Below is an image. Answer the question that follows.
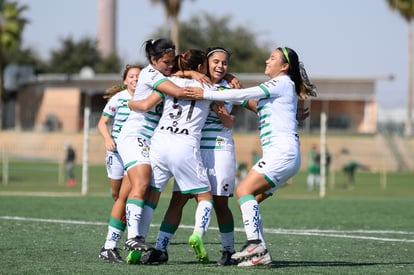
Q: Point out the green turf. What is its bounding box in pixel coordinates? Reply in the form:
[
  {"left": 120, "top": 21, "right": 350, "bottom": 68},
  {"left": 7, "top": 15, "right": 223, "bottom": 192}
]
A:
[
  {"left": 1, "top": 161, "right": 414, "bottom": 198},
  {"left": 0, "top": 162, "right": 413, "bottom": 274},
  {"left": 0, "top": 196, "right": 413, "bottom": 274}
]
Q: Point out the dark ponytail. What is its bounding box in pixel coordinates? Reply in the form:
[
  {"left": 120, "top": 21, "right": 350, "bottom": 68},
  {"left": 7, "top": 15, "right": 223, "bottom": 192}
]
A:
[
  {"left": 278, "top": 47, "right": 317, "bottom": 99},
  {"left": 143, "top": 38, "right": 176, "bottom": 63}
]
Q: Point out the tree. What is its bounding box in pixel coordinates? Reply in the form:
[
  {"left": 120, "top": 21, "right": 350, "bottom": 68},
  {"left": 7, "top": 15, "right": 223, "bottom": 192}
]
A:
[
  {"left": 7, "top": 47, "right": 48, "bottom": 73},
  {"left": 154, "top": 13, "right": 270, "bottom": 72},
  {"left": 48, "top": 36, "right": 121, "bottom": 74},
  {"left": 0, "top": 0, "right": 28, "bottom": 128},
  {"left": 387, "top": 0, "right": 414, "bottom": 136},
  {"left": 94, "top": 52, "right": 122, "bottom": 74},
  {"left": 150, "top": 0, "right": 194, "bottom": 53}
]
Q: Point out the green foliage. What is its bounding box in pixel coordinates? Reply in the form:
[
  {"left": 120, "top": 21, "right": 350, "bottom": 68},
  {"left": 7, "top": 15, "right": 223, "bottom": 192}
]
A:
[
  {"left": 155, "top": 13, "right": 271, "bottom": 73},
  {"left": 387, "top": 0, "right": 414, "bottom": 21},
  {"left": 6, "top": 47, "right": 48, "bottom": 72},
  {"left": 150, "top": 0, "right": 185, "bottom": 18},
  {"left": 48, "top": 37, "right": 121, "bottom": 74},
  {"left": 0, "top": 0, "right": 28, "bottom": 52},
  {"left": 94, "top": 52, "right": 122, "bottom": 74}
]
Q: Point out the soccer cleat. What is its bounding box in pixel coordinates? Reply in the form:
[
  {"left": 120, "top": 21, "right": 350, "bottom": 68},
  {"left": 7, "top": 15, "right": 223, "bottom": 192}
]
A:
[
  {"left": 188, "top": 233, "right": 209, "bottom": 264},
  {"left": 98, "top": 247, "right": 125, "bottom": 263},
  {"left": 237, "top": 250, "right": 272, "bottom": 267},
  {"left": 126, "top": 250, "right": 142, "bottom": 264},
  {"left": 217, "top": 250, "right": 236, "bottom": 266},
  {"left": 124, "top": 236, "right": 153, "bottom": 252},
  {"left": 231, "top": 240, "right": 266, "bottom": 261},
  {"left": 140, "top": 249, "right": 169, "bottom": 264}
]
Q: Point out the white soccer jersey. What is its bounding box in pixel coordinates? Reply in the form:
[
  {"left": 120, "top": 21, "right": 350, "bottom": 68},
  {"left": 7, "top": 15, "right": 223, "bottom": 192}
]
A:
[
  {"left": 200, "top": 79, "right": 234, "bottom": 150},
  {"left": 101, "top": 89, "right": 131, "bottom": 144},
  {"left": 150, "top": 77, "right": 214, "bottom": 193},
  {"left": 117, "top": 65, "right": 166, "bottom": 170},
  {"left": 154, "top": 76, "right": 212, "bottom": 146},
  {"left": 119, "top": 64, "right": 166, "bottom": 140},
  {"left": 101, "top": 89, "right": 131, "bottom": 178},
  {"left": 203, "top": 75, "right": 301, "bottom": 190},
  {"left": 203, "top": 75, "right": 298, "bottom": 147}
]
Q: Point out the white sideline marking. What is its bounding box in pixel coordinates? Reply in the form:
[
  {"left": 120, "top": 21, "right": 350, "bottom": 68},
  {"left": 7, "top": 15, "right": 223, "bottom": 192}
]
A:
[{"left": 1, "top": 216, "right": 414, "bottom": 243}]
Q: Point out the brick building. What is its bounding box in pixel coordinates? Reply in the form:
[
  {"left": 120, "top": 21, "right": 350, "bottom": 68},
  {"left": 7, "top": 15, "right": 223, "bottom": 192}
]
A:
[{"left": 11, "top": 72, "right": 379, "bottom": 134}]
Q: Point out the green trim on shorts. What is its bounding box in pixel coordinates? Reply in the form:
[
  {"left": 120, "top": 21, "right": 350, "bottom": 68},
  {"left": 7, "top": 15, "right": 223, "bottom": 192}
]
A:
[
  {"left": 181, "top": 187, "right": 209, "bottom": 195},
  {"left": 264, "top": 174, "right": 276, "bottom": 187},
  {"left": 127, "top": 198, "right": 144, "bottom": 207},
  {"left": 109, "top": 216, "right": 126, "bottom": 231},
  {"left": 149, "top": 185, "right": 161, "bottom": 192},
  {"left": 238, "top": 194, "right": 256, "bottom": 206},
  {"left": 124, "top": 160, "right": 138, "bottom": 170},
  {"left": 200, "top": 145, "right": 226, "bottom": 149},
  {"left": 160, "top": 221, "right": 178, "bottom": 234}
]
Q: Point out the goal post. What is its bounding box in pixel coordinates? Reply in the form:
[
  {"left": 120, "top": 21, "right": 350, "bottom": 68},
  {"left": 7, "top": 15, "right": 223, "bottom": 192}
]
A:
[{"left": 320, "top": 112, "right": 327, "bottom": 198}]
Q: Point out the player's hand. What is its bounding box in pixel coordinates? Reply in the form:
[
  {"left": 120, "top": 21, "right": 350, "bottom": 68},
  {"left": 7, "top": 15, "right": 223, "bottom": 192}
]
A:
[
  {"left": 211, "top": 101, "right": 226, "bottom": 114},
  {"left": 192, "top": 71, "right": 212, "bottom": 87},
  {"left": 184, "top": 86, "right": 204, "bottom": 99},
  {"left": 105, "top": 138, "right": 116, "bottom": 151},
  {"left": 226, "top": 74, "right": 242, "bottom": 89}
]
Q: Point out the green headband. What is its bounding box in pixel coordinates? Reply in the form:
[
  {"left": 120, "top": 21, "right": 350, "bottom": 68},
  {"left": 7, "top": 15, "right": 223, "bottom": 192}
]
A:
[{"left": 281, "top": 47, "right": 291, "bottom": 66}]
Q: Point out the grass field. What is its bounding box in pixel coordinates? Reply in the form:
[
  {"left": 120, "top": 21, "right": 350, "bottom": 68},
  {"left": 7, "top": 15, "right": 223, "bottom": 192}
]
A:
[{"left": 0, "top": 162, "right": 413, "bottom": 274}]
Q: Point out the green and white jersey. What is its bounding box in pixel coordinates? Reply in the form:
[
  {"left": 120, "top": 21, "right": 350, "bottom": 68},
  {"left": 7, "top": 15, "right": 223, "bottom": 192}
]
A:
[
  {"left": 200, "top": 80, "right": 234, "bottom": 150},
  {"left": 203, "top": 75, "right": 298, "bottom": 148},
  {"left": 101, "top": 89, "right": 131, "bottom": 143},
  {"left": 120, "top": 64, "right": 166, "bottom": 140},
  {"left": 200, "top": 79, "right": 248, "bottom": 150},
  {"left": 154, "top": 76, "right": 213, "bottom": 147}
]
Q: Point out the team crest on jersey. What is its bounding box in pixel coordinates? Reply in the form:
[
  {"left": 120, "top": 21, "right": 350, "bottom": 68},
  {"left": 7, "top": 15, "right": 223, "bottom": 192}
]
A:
[
  {"left": 141, "top": 147, "right": 149, "bottom": 158},
  {"left": 216, "top": 137, "right": 225, "bottom": 146}
]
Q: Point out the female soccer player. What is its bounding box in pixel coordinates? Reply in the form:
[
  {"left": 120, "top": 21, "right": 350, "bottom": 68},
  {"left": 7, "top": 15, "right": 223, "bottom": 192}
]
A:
[
  {"left": 185, "top": 46, "right": 317, "bottom": 266},
  {"left": 199, "top": 46, "right": 256, "bottom": 265},
  {"left": 136, "top": 46, "right": 248, "bottom": 265},
  {"left": 128, "top": 49, "right": 216, "bottom": 264},
  {"left": 117, "top": 39, "right": 210, "bottom": 260},
  {"left": 97, "top": 64, "right": 141, "bottom": 263}
]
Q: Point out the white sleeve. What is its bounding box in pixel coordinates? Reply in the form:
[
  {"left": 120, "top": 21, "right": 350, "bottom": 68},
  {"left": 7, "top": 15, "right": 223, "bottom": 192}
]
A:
[{"left": 203, "top": 86, "right": 267, "bottom": 101}]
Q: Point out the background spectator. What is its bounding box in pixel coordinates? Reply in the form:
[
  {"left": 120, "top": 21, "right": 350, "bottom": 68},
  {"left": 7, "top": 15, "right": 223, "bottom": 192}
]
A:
[
  {"left": 343, "top": 161, "right": 369, "bottom": 189},
  {"left": 307, "top": 144, "right": 320, "bottom": 191},
  {"left": 64, "top": 141, "right": 76, "bottom": 187}
]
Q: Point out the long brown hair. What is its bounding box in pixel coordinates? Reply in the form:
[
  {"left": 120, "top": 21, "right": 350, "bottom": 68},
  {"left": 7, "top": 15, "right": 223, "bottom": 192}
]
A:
[
  {"left": 174, "top": 49, "right": 207, "bottom": 73},
  {"left": 103, "top": 64, "right": 142, "bottom": 99}
]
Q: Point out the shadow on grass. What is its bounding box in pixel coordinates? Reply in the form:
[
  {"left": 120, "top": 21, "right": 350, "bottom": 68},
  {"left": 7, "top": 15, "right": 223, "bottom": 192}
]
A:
[
  {"left": 171, "top": 260, "right": 414, "bottom": 268},
  {"left": 270, "top": 261, "right": 414, "bottom": 268}
]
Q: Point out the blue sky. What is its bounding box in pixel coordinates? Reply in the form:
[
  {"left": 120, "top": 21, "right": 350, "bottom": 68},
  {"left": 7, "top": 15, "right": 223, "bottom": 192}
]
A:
[{"left": 17, "top": 0, "right": 409, "bottom": 109}]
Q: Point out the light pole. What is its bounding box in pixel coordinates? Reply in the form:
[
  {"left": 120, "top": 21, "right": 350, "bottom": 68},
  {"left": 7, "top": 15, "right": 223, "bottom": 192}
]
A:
[{"left": 405, "top": 22, "right": 413, "bottom": 136}]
